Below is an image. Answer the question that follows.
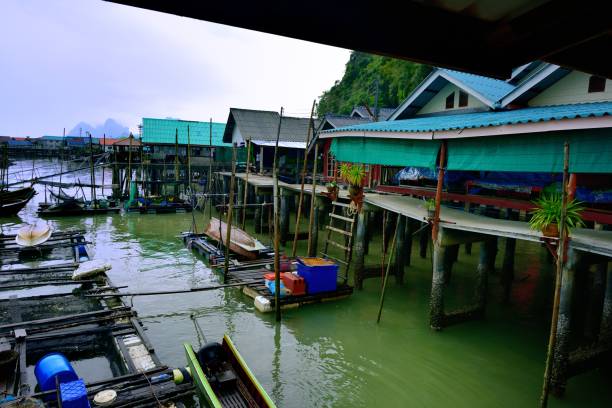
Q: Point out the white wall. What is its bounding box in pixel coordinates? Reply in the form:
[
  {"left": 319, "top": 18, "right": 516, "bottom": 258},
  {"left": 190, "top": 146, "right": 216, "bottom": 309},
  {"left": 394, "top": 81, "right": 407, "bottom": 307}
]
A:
[
  {"left": 231, "top": 125, "right": 244, "bottom": 145},
  {"left": 529, "top": 71, "right": 612, "bottom": 106},
  {"left": 416, "top": 83, "right": 488, "bottom": 115}
]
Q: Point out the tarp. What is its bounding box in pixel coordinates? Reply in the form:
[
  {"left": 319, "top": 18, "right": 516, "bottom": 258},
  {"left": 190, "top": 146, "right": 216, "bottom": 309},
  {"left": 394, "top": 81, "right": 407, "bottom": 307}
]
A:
[
  {"left": 330, "top": 137, "right": 440, "bottom": 168},
  {"left": 447, "top": 129, "right": 612, "bottom": 173}
]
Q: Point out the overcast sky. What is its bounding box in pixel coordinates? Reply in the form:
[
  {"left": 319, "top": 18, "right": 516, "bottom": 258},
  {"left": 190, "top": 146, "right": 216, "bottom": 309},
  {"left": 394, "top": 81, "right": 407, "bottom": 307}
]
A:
[{"left": 0, "top": 0, "right": 350, "bottom": 137}]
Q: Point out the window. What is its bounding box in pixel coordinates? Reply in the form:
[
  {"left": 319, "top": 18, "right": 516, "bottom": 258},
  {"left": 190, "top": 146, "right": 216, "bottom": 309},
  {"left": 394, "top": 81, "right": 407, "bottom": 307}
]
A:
[
  {"left": 459, "top": 90, "right": 468, "bottom": 107},
  {"left": 327, "top": 154, "right": 336, "bottom": 179},
  {"left": 588, "top": 76, "right": 606, "bottom": 93},
  {"left": 445, "top": 92, "right": 455, "bottom": 109}
]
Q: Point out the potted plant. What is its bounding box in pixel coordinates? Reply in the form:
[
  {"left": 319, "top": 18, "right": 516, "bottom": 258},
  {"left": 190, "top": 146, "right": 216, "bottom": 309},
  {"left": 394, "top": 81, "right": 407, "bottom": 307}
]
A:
[
  {"left": 529, "top": 193, "right": 585, "bottom": 237},
  {"left": 325, "top": 180, "right": 339, "bottom": 201},
  {"left": 339, "top": 163, "right": 366, "bottom": 206},
  {"left": 425, "top": 198, "right": 436, "bottom": 220}
]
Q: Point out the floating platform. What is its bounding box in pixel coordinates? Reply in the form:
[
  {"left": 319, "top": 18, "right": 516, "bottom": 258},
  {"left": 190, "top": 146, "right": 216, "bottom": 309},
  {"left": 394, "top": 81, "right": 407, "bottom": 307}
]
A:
[
  {"left": 37, "top": 204, "right": 121, "bottom": 217},
  {"left": 0, "top": 250, "right": 193, "bottom": 406},
  {"left": 126, "top": 203, "right": 192, "bottom": 214},
  {"left": 222, "top": 259, "right": 353, "bottom": 313},
  {"left": 0, "top": 229, "right": 90, "bottom": 265}
]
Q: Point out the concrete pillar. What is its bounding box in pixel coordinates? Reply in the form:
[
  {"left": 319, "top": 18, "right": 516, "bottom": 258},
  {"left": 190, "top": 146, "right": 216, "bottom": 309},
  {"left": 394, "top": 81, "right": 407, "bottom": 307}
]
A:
[
  {"left": 280, "top": 192, "right": 290, "bottom": 245},
  {"left": 475, "top": 240, "right": 494, "bottom": 313},
  {"left": 383, "top": 212, "right": 395, "bottom": 253},
  {"left": 308, "top": 205, "right": 320, "bottom": 257},
  {"left": 500, "top": 236, "right": 517, "bottom": 304},
  {"left": 551, "top": 248, "right": 580, "bottom": 396},
  {"left": 364, "top": 211, "right": 371, "bottom": 256},
  {"left": 599, "top": 262, "right": 612, "bottom": 345},
  {"left": 254, "top": 194, "right": 263, "bottom": 233},
  {"left": 404, "top": 218, "right": 414, "bottom": 267},
  {"left": 419, "top": 222, "right": 429, "bottom": 259},
  {"left": 430, "top": 231, "right": 446, "bottom": 330},
  {"left": 353, "top": 210, "right": 368, "bottom": 290},
  {"left": 395, "top": 215, "right": 406, "bottom": 285},
  {"left": 443, "top": 244, "right": 459, "bottom": 285}
]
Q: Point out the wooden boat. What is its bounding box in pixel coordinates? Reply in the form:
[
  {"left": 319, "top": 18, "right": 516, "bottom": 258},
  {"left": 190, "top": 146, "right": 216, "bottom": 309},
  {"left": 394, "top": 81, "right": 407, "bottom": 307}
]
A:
[
  {"left": 204, "top": 218, "right": 267, "bottom": 260},
  {"left": 38, "top": 199, "right": 121, "bottom": 217},
  {"left": 15, "top": 223, "right": 53, "bottom": 247},
  {"left": 184, "top": 335, "right": 275, "bottom": 408},
  {"left": 0, "top": 187, "right": 36, "bottom": 216}
]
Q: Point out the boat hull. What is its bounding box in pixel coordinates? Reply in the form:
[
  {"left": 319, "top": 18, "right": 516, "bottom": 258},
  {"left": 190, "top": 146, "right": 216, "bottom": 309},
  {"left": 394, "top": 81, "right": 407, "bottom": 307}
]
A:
[{"left": 0, "top": 187, "right": 36, "bottom": 216}]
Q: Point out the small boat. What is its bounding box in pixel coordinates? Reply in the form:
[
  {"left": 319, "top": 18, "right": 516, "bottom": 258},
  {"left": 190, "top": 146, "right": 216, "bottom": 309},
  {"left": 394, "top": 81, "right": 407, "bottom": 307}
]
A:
[
  {"left": 15, "top": 223, "right": 53, "bottom": 247},
  {"left": 184, "top": 335, "right": 275, "bottom": 408},
  {"left": 0, "top": 186, "right": 36, "bottom": 216},
  {"left": 204, "top": 218, "right": 267, "bottom": 260},
  {"left": 38, "top": 199, "right": 121, "bottom": 217}
]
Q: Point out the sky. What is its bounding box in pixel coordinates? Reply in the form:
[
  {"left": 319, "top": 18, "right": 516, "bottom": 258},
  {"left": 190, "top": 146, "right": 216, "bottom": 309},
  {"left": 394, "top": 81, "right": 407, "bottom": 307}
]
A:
[{"left": 0, "top": 0, "right": 350, "bottom": 137}]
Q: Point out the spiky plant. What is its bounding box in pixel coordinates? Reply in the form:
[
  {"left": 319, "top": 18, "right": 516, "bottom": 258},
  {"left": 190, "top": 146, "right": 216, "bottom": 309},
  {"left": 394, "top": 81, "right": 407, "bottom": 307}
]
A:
[{"left": 529, "top": 193, "right": 585, "bottom": 234}]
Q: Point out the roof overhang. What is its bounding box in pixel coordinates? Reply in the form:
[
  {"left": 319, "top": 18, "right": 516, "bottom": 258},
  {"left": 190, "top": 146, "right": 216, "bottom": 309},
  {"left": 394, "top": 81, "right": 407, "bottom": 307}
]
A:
[
  {"left": 320, "top": 116, "right": 612, "bottom": 140},
  {"left": 106, "top": 0, "right": 612, "bottom": 79},
  {"left": 500, "top": 64, "right": 571, "bottom": 107},
  {"left": 251, "top": 140, "right": 306, "bottom": 149}
]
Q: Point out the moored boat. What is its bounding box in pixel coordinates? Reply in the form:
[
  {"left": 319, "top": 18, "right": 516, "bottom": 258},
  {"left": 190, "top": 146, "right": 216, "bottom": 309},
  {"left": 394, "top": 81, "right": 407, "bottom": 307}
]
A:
[
  {"left": 204, "top": 217, "right": 267, "bottom": 260},
  {"left": 184, "top": 335, "right": 275, "bottom": 408},
  {"left": 0, "top": 186, "right": 36, "bottom": 216}
]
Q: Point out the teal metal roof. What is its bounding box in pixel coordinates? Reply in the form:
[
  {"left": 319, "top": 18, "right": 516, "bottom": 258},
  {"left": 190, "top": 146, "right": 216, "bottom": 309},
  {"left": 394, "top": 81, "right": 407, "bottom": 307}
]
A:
[
  {"left": 441, "top": 69, "right": 516, "bottom": 105},
  {"left": 142, "top": 118, "right": 229, "bottom": 146},
  {"left": 41, "top": 135, "right": 64, "bottom": 141},
  {"left": 324, "top": 102, "right": 612, "bottom": 134}
]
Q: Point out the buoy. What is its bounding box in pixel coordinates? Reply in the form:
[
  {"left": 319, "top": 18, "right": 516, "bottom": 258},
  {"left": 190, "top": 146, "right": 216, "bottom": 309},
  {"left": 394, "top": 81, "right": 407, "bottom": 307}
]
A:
[{"left": 93, "top": 389, "right": 117, "bottom": 406}]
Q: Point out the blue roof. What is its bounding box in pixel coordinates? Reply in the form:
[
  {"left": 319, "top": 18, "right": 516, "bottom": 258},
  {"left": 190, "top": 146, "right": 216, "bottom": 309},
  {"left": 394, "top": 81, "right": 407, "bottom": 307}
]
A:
[
  {"left": 441, "top": 69, "right": 516, "bottom": 104},
  {"left": 41, "top": 135, "right": 64, "bottom": 141},
  {"left": 324, "top": 102, "right": 612, "bottom": 134},
  {"left": 142, "top": 118, "right": 229, "bottom": 147}
]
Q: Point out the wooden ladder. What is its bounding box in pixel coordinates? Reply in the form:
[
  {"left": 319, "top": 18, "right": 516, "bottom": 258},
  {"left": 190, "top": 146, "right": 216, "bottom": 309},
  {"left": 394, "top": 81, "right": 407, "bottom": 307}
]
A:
[{"left": 321, "top": 201, "right": 358, "bottom": 284}]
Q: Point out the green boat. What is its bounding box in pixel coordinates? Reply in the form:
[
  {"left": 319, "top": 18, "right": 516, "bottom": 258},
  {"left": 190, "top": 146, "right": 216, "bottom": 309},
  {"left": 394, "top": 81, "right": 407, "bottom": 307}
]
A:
[{"left": 184, "top": 335, "right": 276, "bottom": 408}]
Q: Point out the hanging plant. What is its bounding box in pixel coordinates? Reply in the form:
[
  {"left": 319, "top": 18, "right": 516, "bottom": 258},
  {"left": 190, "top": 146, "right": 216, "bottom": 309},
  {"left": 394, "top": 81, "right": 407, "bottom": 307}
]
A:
[
  {"left": 324, "top": 180, "right": 339, "bottom": 201},
  {"left": 529, "top": 193, "right": 585, "bottom": 237},
  {"left": 424, "top": 198, "right": 436, "bottom": 220}
]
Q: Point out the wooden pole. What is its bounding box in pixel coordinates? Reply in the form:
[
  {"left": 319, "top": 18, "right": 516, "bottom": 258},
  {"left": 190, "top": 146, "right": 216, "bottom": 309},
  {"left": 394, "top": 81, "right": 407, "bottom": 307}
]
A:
[
  {"left": 292, "top": 100, "right": 316, "bottom": 257},
  {"left": 432, "top": 141, "right": 447, "bottom": 242},
  {"left": 187, "top": 125, "right": 192, "bottom": 190},
  {"left": 377, "top": 218, "right": 400, "bottom": 323},
  {"left": 174, "top": 128, "right": 179, "bottom": 196},
  {"left": 241, "top": 137, "right": 252, "bottom": 229},
  {"left": 88, "top": 133, "right": 96, "bottom": 208},
  {"left": 223, "top": 144, "right": 238, "bottom": 284},
  {"left": 102, "top": 133, "right": 106, "bottom": 196},
  {"left": 208, "top": 118, "right": 213, "bottom": 219},
  {"left": 273, "top": 107, "right": 284, "bottom": 322},
  {"left": 307, "top": 143, "right": 319, "bottom": 256},
  {"left": 540, "top": 141, "right": 570, "bottom": 407},
  {"left": 126, "top": 133, "right": 133, "bottom": 198}
]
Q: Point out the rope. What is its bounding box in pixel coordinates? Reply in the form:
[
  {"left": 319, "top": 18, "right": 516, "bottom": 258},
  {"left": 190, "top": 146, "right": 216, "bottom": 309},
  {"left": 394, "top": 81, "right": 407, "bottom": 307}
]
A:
[{"left": 140, "top": 369, "right": 163, "bottom": 407}]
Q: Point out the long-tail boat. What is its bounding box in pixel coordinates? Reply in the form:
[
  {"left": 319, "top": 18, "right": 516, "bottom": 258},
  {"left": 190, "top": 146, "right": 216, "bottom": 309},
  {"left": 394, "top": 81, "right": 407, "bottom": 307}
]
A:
[
  {"left": 204, "top": 218, "right": 267, "bottom": 260},
  {"left": 0, "top": 186, "right": 36, "bottom": 216},
  {"left": 184, "top": 335, "right": 275, "bottom": 408}
]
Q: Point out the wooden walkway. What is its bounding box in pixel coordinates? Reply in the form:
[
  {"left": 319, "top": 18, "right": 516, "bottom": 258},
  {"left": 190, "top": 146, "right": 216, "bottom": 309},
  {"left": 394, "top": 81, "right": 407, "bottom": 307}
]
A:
[{"left": 364, "top": 193, "right": 612, "bottom": 257}]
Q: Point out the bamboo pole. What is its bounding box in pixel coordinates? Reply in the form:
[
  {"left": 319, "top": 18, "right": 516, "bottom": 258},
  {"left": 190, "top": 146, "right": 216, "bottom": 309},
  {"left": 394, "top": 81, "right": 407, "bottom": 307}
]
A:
[
  {"left": 291, "top": 100, "right": 316, "bottom": 257},
  {"left": 126, "top": 133, "right": 133, "bottom": 198},
  {"left": 223, "top": 144, "right": 238, "bottom": 284},
  {"left": 377, "top": 218, "right": 400, "bottom": 323},
  {"left": 85, "top": 280, "right": 261, "bottom": 298},
  {"left": 241, "top": 137, "right": 252, "bottom": 229},
  {"left": 88, "top": 133, "right": 96, "bottom": 208},
  {"left": 431, "top": 141, "right": 447, "bottom": 242},
  {"left": 102, "top": 133, "right": 106, "bottom": 196},
  {"left": 273, "top": 107, "right": 284, "bottom": 322},
  {"left": 540, "top": 141, "right": 570, "bottom": 407},
  {"left": 174, "top": 128, "right": 179, "bottom": 196},
  {"left": 207, "top": 118, "right": 213, "bottom": 219},
  {"left": 306, "top": 143, "right": 319, "bottom": 256},
  {"left": 187, "top": 125, "right": 192, "bottom": 189}
]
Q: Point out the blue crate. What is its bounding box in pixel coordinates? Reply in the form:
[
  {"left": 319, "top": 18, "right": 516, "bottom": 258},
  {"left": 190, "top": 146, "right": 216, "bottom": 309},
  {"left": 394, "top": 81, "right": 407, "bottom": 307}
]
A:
[
  {"left": 60, "top": 379, "right": 90, "bottom": 408},
  {"left": 296, "top": 258, "right": 338, "bottom": 294}
]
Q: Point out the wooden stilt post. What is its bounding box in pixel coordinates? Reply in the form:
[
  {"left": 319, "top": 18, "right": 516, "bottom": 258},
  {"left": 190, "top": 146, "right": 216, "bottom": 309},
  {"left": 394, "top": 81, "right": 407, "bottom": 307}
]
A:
[
  {"left": 88, "top": 133, "right": 96, "bottom": 208},
  {"left": 241, "top": 138, "right": 252, "bottom": 229},
  {"left": 377, "top": 220, "right": 400, "bottom": 323},
  {"left": 272, "top": 107, "right": 284, "bottom": 322},
  {"left": 187, "top": 125, "right": 192, "bottom": 191},
  {"left": 501, "top": 211, "right": 518, "bottom": 303},
  {"left": 280, "top": 190, "right": 290, "bottom": 245},
  {"left": 404, "top": 218, "right": 414, "bottom": 266},
  {"left": 254, "top": 193, "right": 263, "bottom": 233},
  {"left": 309, "top": 202, "right": 320, "bottom": 257},
  {"left": 540, "top": 141, "right": 571, "bottom": 408},
  {"left": 354, "top": 209, "right": 368, "bottom": 290},
  {"left": 223, "top": 144, "right": 238, "bottom": 284},
  {"left": 307, "top": 143, "right": 319, "bottom": 257},
  {"left": 432, "top": 141, "right": 447, "bottom": 242},
  {"left": 126, "top": 133, "right": 133, "bottom": 197},
  {"left": 102, "top": 133, "right": 106, "bottom": 197},
  {"left": 292, "top": 100, "right": 316, "bottom": 257},
  {"left": 174, "top": 129, "right": 179, "bottom": 197},
  {"left": 475, "top": 240, "right": 494, "bottom": 314},
  {"left": 419, "top": 222, "right": 429, "bottom": 258}
]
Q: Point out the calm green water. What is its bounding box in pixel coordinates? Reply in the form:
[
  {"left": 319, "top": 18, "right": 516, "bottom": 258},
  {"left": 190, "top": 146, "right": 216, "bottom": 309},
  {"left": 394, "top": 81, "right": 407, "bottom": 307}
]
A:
[{"left": 2, "top": 159, "right": 611, "bottom": 407}]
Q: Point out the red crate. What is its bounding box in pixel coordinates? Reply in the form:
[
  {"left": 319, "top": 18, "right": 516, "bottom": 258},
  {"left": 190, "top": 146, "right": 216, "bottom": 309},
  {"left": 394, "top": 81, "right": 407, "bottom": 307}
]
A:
[{"left": 281, "top": 272, "right": 306, "bottom": 296}]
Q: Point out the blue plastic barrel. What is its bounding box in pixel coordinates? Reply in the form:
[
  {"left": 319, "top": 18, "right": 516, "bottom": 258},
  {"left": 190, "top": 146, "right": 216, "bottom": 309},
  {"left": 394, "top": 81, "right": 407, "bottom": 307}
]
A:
[{"left": 34, "top": 353, "right": 78, "bottom": 395}]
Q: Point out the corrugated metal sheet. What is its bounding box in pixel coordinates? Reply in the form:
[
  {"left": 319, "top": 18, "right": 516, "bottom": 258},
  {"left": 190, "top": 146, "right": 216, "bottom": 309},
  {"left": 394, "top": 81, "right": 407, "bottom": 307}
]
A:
[
  {"left": 324, "top": 101, "right": 612, "bottom": 135},
  {"left": 441, "top": 69, "right": 516, "bottom": 104},
  {"left": 142, "top": 118, "right": 228, "bottom": 146}
]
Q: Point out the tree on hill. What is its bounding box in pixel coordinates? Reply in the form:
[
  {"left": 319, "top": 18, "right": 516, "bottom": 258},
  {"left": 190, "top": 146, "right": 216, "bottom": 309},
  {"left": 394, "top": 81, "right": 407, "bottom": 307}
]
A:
[{"left": 317, "top": 51, "right": 431, "bottom": 117}]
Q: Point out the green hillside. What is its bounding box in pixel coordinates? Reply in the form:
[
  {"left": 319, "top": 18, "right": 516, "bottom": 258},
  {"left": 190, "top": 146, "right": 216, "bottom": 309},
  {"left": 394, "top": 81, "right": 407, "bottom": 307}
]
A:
[{"left": 317, "top": 51, "right": 431, "bottom": 116}]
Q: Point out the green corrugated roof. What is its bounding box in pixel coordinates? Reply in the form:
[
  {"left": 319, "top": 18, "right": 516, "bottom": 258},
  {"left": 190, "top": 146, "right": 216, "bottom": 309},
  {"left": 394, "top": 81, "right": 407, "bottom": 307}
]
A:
[{"left": 142, "top": 118, "right": 229, "bottom": 147}]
